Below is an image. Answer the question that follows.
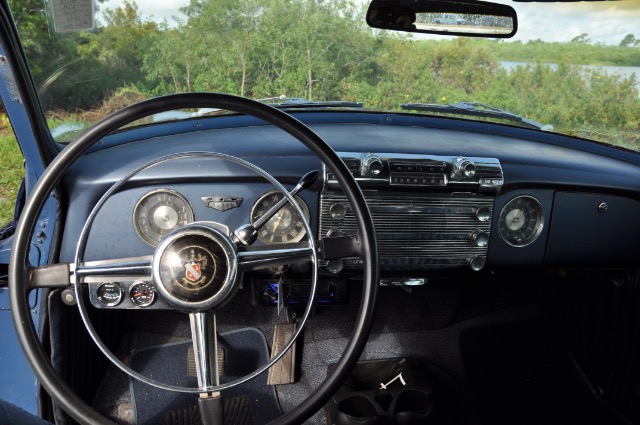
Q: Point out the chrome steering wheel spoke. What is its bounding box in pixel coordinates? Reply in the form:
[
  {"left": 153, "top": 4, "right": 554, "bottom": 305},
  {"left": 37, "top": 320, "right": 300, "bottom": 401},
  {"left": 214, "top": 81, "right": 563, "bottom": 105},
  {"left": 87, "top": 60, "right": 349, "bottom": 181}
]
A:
[
  {"left": 189, "top": 311, "right": 220, "bottom": 391},
  {"left": 74, "top": 256, "right": 153, "bottom": 282},
  {"left": 237, "top": 242, "right": 314, "bottom": 272}
]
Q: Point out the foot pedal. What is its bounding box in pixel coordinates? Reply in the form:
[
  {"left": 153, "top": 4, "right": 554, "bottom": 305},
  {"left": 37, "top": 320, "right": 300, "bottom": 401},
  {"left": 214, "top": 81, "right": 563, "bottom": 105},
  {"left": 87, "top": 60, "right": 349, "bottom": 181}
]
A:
[
  {"left": 188, "top": 346, "right": 225, "bottom": 378},
  {"left": 267, "top": 323, "right": 297, "bottom": 385}
]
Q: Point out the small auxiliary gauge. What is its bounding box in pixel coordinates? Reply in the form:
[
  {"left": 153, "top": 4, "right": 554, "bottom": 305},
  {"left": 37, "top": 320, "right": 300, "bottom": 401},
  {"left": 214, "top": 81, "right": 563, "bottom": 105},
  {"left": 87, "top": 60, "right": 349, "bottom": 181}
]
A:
[
  {"left": 97, "top": 282, "right": 124, "bottom": 306},
  {"left": 498, "top": 195, "right": 544, "bottom": 247},
  {"left": 129, "top": 281, "right": 156, "bottom": 307},
  {"left": 134, "top": 189, "right": 195, "bottom": 246},
  {"left": 250, "top": 191, "right": 310, "bottom": 244}
]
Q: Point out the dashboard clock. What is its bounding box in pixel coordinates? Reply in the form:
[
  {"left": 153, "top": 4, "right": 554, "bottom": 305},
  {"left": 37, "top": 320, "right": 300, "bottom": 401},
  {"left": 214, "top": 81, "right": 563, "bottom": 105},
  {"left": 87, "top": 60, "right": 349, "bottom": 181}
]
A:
[
  {"left": 498, "top": 195, "right": 544, "bottom": 247},
  {"left": 250, "top": 191, "right": 310, "bottom": 244},
  {"left": 133, "top": 189, "right": 195, "bottom": 246}
]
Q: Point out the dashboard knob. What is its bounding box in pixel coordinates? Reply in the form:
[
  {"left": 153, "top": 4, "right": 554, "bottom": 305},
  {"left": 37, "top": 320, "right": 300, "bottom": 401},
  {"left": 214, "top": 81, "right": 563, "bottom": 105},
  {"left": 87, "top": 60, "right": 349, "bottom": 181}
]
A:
[
  {"left": 454, "top": 157, "right": 477, "bottom": 178},
  {"left": 361, "top": 154, "right": 384, "bottom": 176},
  {"left": 475, "top": 206, "right": 491, "bottom": 221},
  {"left": 471, "top": 230, "right": 489, "bottom": 247},
  {"left": 330, "top": 203, "right": 347, "bottom": 219},
  {"left": 468, "top": 256, "right": 486, "bottom": 271}
]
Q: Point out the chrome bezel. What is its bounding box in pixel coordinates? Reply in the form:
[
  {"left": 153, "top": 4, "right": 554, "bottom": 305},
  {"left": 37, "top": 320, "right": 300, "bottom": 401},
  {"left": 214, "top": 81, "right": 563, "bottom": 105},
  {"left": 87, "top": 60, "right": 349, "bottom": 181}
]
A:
[
  {"left": 96, "top": 282, "right": 124, "bottom": 307},
  {"left": 129, "top": 281, "right": 156, "bottom": 307},
  {"left": 498, "top": 195, "right": 544, "bottom": 247},
  {"left": 250, "top": 190, "right": 310, "bottom": 244},
  {"left": 133, "top": 188, "right": 195, "bottom": 247}
]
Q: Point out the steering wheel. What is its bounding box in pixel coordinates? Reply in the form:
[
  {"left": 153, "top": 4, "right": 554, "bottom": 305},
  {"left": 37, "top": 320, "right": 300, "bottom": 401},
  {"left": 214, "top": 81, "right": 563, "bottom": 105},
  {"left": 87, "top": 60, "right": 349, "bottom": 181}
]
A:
[{"left": 9, "top": 93, "right": 379, "bottom": 425}]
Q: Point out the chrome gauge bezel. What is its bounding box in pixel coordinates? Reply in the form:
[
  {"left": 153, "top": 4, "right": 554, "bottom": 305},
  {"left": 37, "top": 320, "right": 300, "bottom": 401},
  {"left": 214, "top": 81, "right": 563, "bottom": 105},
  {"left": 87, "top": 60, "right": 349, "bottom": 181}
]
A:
[
  {"left": 498, "top": 195, "right": 544, "bottom": 247},
  {"left": 129, "top": 281, "right": 156, "bottom": 307},
  {"left": 96, "top": 282, "right": 124, "bottom": 307},
  {"left": 250, "top": 190, "right": 311, "bottom": 244},
  {"left": 133, "top": 189, "right": 195, "bottom": 247}
]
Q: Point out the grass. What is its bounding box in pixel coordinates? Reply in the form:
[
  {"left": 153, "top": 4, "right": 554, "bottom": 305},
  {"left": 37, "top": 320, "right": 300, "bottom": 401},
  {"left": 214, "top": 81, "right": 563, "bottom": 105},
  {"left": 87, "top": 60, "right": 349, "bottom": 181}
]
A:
[{"left": 0, "top": 129, "right": 24, "bottom": 227}]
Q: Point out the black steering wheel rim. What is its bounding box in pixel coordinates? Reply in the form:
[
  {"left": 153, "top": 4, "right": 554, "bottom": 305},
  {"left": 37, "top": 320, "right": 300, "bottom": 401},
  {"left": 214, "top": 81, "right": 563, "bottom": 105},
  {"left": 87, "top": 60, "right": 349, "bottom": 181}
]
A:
[{"left": 9, "top": 92, "right": 379, "bottom": 425}]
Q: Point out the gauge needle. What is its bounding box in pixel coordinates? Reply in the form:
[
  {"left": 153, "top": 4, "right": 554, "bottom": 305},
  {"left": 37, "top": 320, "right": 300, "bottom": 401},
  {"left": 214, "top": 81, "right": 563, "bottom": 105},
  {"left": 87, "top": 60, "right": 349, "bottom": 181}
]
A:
[
  {"left": 272, "top": 209, "right": 285, "bottom": 231},
  {"left": 514, "top": 209, "right": 523, "bottom": 223}
]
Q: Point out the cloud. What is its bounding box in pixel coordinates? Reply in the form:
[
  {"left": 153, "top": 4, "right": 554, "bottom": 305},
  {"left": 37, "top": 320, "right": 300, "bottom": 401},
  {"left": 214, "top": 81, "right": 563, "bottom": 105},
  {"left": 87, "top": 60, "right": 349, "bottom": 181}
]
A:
[
  {"left": 500, "top": 0, "right": 640, "bottom": 44},
  {"left": 100, "top": 0, "right": 187, "bottom": 24},
  {"left": 100, "top": 0, "right": 640, "bottom": 45}
]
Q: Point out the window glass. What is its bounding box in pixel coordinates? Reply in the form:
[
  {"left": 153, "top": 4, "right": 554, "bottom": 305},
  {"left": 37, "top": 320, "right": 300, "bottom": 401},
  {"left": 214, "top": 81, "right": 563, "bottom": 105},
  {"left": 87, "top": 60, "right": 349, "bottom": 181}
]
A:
[{"left": 0, "top": 100, "right": 25, "bottom": 230}]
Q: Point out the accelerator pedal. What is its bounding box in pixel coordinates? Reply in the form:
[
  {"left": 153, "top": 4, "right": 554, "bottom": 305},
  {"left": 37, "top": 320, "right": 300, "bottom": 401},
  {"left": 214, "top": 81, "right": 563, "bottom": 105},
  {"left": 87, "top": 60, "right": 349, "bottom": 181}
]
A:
[{"left": 267, "top": 323, "right": 297, "bottom": 385}]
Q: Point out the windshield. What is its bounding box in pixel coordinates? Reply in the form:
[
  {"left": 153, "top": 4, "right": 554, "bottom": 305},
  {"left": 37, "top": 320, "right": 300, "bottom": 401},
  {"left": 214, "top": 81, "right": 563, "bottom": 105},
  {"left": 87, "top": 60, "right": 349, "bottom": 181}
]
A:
[{"left": 6, "top": 0, "right": 640, "bottom": 149}]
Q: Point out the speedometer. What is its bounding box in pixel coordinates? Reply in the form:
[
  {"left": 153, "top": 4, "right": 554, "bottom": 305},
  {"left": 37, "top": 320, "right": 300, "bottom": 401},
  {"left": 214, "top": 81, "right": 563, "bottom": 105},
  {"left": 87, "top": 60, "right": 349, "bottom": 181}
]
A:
[
  {"left": 250, "top": 191, "right": 310, "bottom": 244},
  {"left": 133, "top": 189, "right": 195, "bottom": 246}
]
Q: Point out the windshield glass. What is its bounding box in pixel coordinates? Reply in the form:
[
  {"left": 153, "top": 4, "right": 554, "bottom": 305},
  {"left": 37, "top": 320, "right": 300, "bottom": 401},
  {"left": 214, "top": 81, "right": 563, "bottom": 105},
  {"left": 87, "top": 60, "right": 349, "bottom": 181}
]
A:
[{"left": 6, "top": 0, "right": 640, "bottom": 149}]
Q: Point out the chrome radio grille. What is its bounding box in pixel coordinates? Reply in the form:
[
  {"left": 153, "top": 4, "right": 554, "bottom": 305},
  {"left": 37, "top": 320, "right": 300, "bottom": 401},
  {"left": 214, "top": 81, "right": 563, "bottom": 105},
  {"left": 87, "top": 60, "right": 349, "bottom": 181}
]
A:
[{"left": 319, "top": 193, "right": 494, "bottom": 270}]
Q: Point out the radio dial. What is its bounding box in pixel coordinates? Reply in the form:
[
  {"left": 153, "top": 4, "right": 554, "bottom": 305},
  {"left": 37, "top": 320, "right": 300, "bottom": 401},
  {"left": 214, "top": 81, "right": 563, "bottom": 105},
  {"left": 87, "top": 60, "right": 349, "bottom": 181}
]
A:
[
  {"left": 361, "top": 154, "right": 384, "bottom": 176},
  {"left": 454, "top": 157, "right": 477, "bottom": 178}
]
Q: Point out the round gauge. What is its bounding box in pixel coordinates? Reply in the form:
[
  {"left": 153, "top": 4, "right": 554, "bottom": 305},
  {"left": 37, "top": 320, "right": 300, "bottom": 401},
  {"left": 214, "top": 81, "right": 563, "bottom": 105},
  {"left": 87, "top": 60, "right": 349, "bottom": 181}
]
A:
[
  {"left": 498, "top": 195, "right": 544, "bottom": 247},
  {"left": 97, "top": 282, "right": 123, "bottom": 307},
  {"left": 133, "top": 189, "right": 195, "bottom": 246},
  {"left": 250, "top": 191, "right": 310, "bottom": 244},
  {"left": 129, "top": 281, "right": 156, "bottom": 307}
]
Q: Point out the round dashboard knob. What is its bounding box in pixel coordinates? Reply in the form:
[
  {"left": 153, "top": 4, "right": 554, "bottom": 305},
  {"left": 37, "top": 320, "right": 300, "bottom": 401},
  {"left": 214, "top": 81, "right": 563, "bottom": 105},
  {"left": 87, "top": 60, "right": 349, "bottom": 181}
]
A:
[
  {"left": 361, "top": 154, "right": 384, "bottom": 176},
  {"left": 475, "top": 206, "right": 492, "bottom": 222},
  {"left": 471, "top": 230, "right": 489, "bottom": 247},
  {"left": 468, "top": 256, "right": 486, "bottom": 271},
  {"left": 454, "top": 157, "right": 477, "bottom": 178},
  {"left": 330, "top": 203, "right": 347, "bottom": 219}
]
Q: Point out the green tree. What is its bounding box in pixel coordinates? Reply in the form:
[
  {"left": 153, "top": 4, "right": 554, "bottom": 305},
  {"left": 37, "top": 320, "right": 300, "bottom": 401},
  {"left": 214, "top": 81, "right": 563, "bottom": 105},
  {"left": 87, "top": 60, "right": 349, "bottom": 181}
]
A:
[
  {"left": 571, "top": 33, "right": 590, "bottom": 44},
  {"left": 619, "top": 34, "right": 636, "bottom": 48}
]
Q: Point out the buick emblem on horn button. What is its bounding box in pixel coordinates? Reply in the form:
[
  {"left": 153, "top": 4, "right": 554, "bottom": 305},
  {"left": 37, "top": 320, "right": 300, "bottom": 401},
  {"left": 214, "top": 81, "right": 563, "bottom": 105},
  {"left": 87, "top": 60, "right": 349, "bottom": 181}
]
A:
[{"left": 178, "top": 248, "right": 215, "bottom": 289}]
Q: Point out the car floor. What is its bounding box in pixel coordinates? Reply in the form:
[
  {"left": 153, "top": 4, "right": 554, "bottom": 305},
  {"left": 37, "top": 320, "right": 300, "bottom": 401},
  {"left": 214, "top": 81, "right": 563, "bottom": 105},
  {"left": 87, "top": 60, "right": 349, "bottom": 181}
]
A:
[{"left": 48, "top": 269, "right": 640, "bottom": 425}]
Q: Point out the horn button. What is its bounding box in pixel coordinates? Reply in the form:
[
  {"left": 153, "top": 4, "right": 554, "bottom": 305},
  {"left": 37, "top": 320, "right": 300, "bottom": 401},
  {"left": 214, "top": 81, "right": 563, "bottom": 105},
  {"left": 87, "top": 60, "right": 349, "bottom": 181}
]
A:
[{"left": 152, "top": 224, "right": 239, "bottom": 311}]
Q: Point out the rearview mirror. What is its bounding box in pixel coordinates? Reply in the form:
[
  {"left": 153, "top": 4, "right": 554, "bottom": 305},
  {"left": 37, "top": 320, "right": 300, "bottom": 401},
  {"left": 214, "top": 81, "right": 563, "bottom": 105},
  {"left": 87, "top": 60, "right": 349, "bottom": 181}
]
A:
[{"left": 366, "top": 0, "right": 518, "bottom": 38}]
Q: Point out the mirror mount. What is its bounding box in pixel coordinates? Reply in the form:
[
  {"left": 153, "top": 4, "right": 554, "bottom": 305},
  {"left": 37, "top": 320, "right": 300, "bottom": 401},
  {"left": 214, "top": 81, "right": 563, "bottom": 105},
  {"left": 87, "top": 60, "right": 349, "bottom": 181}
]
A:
[{"left": 366, "top": 0, "right": 518, "bottom": 38}]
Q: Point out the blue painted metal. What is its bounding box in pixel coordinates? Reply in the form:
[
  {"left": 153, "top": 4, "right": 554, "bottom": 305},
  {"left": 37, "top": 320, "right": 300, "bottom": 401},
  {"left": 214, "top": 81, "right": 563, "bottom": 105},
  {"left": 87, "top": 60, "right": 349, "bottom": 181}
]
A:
[
  {"left": 0, "top": 9, "right": 56, "bottom": 417},
  {"left": 0, "top": 289, "right": 39, "bottom": 414}
]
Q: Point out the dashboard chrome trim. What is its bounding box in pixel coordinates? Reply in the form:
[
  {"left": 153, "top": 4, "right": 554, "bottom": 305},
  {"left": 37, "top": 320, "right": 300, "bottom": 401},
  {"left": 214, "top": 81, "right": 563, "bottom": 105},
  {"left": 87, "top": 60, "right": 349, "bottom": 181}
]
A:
[
  {"left": 321, "top": 152, "right": 502, "bottom": 271},
  {"left": 324, "top": 152, "right": 503, "bottom": 193}
]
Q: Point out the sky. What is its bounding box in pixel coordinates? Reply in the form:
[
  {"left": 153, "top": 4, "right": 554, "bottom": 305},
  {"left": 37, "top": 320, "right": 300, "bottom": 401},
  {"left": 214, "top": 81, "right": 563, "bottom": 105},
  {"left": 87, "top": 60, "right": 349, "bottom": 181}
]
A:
[
  {"left": 100, "top": 0, "right": 640, "bottom": 45},
  {"left": 502, "top": 0, "right": 640, "bottom": 44}
]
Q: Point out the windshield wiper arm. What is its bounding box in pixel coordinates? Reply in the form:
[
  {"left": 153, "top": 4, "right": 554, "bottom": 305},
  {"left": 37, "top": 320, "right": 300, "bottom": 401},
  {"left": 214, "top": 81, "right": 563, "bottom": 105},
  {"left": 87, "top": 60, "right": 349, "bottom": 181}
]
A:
[
  {"left": 261, "top": 97, "right": 364, "bottom": 109},
  {"left": 400, "top": 101, "right": 551, "bottom": 131}
]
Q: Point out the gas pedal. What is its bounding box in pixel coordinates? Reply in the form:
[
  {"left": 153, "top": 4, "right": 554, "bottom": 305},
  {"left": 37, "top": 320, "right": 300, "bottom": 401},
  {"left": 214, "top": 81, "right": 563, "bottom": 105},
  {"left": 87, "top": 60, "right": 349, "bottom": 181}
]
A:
[{"left": 267, "top": 323, "right": 297, "bottom": 385}]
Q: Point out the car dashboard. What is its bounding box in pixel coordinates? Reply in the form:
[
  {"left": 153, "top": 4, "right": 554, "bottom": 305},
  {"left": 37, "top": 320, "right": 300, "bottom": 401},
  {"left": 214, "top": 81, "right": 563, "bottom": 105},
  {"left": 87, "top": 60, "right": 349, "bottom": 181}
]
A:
[{"left": 58, "top": 111, "right": 640, "bottom": 311}]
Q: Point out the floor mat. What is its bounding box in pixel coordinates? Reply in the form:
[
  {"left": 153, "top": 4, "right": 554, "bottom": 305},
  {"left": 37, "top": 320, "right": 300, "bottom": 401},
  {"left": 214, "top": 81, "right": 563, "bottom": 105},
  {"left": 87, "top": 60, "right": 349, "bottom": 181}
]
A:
[{"left": 129, "top": 328, "right": 281, "bottom": 425}]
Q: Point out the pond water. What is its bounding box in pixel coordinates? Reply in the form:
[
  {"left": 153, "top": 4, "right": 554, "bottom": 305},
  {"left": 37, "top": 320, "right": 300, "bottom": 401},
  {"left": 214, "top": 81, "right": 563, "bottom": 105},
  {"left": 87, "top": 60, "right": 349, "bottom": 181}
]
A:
[{"left": 500, "top": 61, "right": 640, "bottom": 96}]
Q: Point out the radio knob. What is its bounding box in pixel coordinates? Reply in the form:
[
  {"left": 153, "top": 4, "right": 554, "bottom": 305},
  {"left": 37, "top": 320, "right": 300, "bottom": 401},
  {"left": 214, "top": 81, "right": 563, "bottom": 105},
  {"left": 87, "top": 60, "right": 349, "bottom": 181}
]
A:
[
  {"left": 454, "top": 157, "right": 477, "bottom": 178},
  {"left": 361, "top": 154, "right": 384, "bottom": 176},
  {"left": 468, "top": 256, "right": 486, "bottom": 271},
  {"left": 471, "top": 230, "right": 489, "bottom": 247},
  {"left": 329, "top": 203, "right": 347, "bottom": 219},
  {"left": 475, "top": 206, "right": 492, "bottom": 222}
]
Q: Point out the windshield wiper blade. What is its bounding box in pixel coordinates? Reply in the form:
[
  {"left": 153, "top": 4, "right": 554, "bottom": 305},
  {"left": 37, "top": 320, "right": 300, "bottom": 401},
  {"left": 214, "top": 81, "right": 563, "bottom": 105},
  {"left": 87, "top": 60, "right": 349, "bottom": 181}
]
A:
[
  {"left": 400, "top": 101, "right": 552, "bottom": 131},
  {"left": 261, "top": 97, "right": 364, "bottom": 109},
  {"left": 158, "top": 97, "right": 365, "bottom": 122}
]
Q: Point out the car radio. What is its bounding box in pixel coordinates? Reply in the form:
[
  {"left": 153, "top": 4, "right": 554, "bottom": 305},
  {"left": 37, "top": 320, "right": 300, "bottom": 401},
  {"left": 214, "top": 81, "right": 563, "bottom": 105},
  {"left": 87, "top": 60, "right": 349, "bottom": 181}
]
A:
[
  {"left": 253, "top": 278, "right": 347, "bottom": 306},
  {"left": 321, "top": 152, "right": 503, "bottom": 272}
]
